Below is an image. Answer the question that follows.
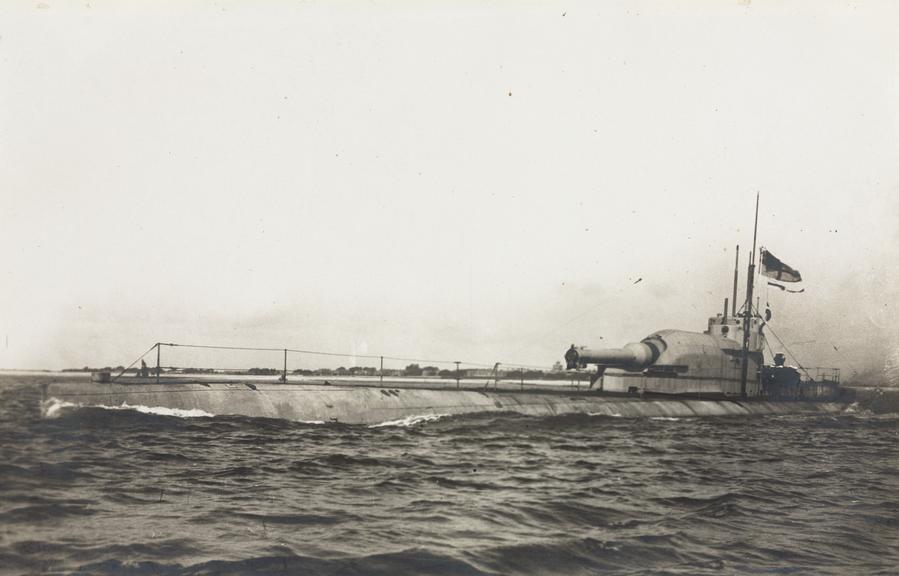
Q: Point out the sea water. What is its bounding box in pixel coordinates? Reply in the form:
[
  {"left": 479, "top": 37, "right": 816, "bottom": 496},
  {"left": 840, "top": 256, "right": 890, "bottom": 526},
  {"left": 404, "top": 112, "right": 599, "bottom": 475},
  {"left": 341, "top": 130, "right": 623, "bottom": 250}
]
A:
[{"left": 1, "top": 374, "right": 897, "bottom": 575}]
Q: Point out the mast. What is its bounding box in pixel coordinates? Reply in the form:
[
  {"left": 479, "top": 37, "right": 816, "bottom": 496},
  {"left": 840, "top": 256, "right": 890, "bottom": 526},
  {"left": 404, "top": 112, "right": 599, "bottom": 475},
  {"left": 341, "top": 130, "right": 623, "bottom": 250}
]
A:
[
  {"left": 739, "top": 194, "right": 760, "bottom": 398},
  {"left": 732, "top": 245, "right": 739, "bottom": 317}
]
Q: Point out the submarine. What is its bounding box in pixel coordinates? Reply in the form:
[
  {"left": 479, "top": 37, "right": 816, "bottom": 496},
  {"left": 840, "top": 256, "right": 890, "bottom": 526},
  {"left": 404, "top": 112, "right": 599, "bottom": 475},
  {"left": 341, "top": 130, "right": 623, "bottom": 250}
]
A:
[
  {"left": 41, "top": 295, "right": 847, "bottom": 426},
  {"left": 41, "top": 313, "right": 847, "bottom": 426},
  {"left": 41, "top": 199, "right": 851, "bottom": 424},
  {"left": 40, "top": 282, "right": 848, "bottom": 426}
]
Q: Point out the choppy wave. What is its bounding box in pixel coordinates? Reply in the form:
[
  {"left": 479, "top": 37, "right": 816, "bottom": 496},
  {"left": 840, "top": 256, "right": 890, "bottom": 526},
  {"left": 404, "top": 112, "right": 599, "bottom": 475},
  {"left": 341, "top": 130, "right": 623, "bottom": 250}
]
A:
[
  {"left": 4, "top": 375, "right": 899, "bottom": 575},
  {"left": 42, "top": 397, "right": 215, "bottom": 419},
  {"left": 369, "top": 413, "right": 450, "bottom": 428},
  {"left": 40, "top": 397, "right": 80, "bottom": 418},
  {"left": 113, "top": 402, "right": 215, "bottom": 419}
]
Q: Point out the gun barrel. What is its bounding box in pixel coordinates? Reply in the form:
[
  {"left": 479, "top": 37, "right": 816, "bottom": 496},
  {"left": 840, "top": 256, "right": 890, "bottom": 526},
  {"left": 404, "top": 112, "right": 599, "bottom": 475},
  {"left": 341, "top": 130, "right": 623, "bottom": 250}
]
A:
[{"left": 565, "top": 340, "right": 663, "bottom": 370}]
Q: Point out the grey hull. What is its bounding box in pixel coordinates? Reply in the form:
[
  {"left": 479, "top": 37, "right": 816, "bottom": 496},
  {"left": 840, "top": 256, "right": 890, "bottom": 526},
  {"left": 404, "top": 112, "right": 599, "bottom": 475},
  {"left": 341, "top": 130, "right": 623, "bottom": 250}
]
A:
[{"left": 42, "top": 380, "right": 848, "bottom": 425}]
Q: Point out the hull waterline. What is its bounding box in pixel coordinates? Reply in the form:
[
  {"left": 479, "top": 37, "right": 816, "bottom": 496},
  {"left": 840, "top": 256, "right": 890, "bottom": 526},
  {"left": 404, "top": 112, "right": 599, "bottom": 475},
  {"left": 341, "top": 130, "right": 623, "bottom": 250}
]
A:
[{"left": 41, "top": 379, "right": 849, "bottom": 425}]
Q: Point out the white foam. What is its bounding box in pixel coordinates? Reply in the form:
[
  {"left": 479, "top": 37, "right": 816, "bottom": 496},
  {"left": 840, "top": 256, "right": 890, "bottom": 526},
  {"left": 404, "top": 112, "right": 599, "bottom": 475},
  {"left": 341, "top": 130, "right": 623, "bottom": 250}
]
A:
[
  {"left": 41, "top": 397, "right": 80, "bottom": 418},
  {"left": 650, "top": 417, "right": 683, "bottom": 421},
  {"left": 369, "top": 413, "right": 449, "bottom": 428},
  {"left": 41, "top": 397, "right": 214, "bottom": 419},
  {"left": 112, "top": 402, "right": 215, "bottom": 418}
]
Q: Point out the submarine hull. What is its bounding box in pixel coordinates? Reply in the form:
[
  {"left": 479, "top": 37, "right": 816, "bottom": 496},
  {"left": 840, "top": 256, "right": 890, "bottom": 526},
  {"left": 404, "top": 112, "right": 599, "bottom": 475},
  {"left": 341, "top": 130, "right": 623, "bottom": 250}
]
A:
[{"left": 42, "top": 380, "right": 848, "bottom": 425}]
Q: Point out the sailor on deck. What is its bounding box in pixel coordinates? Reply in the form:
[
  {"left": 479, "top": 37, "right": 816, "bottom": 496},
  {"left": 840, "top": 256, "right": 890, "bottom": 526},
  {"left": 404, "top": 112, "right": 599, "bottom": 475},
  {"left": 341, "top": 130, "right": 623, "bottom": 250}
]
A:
[{"left": 564, "top": 344, "right": 579, "bottom": 370}]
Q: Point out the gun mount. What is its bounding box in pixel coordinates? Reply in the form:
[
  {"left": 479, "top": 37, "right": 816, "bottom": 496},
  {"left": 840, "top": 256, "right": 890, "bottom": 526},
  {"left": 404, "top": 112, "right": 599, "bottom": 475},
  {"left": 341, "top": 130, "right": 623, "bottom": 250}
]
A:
[{"left": 563, "top": 323, "right": 766, "bottom": 397}]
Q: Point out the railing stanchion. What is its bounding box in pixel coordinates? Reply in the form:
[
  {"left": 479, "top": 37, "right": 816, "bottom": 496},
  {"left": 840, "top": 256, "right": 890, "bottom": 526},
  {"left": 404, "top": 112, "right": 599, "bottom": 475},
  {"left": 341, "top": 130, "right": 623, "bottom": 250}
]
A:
[
  {"left": 455, "top": 361, "right": 461, "bottom": 389},
  {"left": 379, "top": 356, "right": 384, "bottom": 385},
  {"left": 156, "top": 343, "right": 161, "bottom": 384}
]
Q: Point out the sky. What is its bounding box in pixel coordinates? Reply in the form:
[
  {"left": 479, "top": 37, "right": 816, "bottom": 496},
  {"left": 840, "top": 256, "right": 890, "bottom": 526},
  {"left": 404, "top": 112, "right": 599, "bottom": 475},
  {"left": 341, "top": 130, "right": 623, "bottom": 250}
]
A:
[{"left": 1, "top": 1, "right": 897, "bottom": 381}]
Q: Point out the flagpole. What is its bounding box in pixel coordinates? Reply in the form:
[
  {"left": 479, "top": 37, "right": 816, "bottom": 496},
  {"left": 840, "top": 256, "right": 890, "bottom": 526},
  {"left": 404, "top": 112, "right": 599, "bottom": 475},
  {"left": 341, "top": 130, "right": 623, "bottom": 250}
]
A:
[{"left": 739, "top": 193, "right": 760, "bottom": 399}]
